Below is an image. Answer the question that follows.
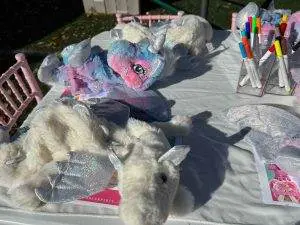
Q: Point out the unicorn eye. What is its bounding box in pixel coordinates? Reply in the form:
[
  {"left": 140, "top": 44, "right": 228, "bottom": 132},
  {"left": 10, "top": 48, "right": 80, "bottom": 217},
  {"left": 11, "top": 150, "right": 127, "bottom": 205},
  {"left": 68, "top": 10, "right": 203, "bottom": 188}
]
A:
[
  {"left": 132, "top": 64, "right": 146, "bottom": 75},
  {"left": 159, "top": 173, "right": 168, "bottom": 184}
]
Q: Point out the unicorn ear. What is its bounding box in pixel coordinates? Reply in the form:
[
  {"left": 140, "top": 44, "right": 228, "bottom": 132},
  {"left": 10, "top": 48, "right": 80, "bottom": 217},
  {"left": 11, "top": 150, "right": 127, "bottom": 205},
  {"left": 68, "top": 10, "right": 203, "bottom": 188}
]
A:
[
  {"left": 158, "top": 145, "right": 190, "bottom": 166},
  {"left": 107, "top": 145, "right": 123, "bottom": 171},
  {"left": 110, "top": 29, "right": 123, "bottom": 40},
  {"left": 148, "top": 28, "right": 168, "bottom": 53},
  {"left": 73, "top": 104, "right": 92, "bottom": 121},
  {"left": 132, "top": 16, "right": 140, "bottom": 23}
]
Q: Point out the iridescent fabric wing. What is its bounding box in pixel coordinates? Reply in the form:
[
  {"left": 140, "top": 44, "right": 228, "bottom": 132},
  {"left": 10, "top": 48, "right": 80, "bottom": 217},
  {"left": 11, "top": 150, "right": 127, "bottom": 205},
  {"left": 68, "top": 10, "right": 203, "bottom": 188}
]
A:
[
  {"left": 104, "top": 86, "right": 171, "bottom": 122},
  {"left": 86, "top": 98, "right": 130, "bottom": 127},
  {"left": 35, "top": 151, "right": 114, "bottom": 203},
  {"left": 78, "top": 85, "right": 171, "bottom": 122},
  {"left": 227, "top": 105, "right": 300, "bottom": 160}
]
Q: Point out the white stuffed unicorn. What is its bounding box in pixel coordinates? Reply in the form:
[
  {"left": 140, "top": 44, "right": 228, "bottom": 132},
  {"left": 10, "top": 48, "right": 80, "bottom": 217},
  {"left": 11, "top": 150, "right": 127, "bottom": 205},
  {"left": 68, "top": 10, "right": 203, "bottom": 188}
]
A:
[
  {"left": 0, "top": 99, "right": 194, "bottom": 225},
  {"left": 115, "top": 14, "right": 213, "bottom": 56}
]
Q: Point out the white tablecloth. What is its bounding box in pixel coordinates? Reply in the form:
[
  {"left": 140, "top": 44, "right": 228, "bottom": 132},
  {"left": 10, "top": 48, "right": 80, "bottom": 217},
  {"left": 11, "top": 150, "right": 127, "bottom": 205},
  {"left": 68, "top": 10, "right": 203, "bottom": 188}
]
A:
[{"left": 0, "top": 30, "right": 299, "bottom": 225}]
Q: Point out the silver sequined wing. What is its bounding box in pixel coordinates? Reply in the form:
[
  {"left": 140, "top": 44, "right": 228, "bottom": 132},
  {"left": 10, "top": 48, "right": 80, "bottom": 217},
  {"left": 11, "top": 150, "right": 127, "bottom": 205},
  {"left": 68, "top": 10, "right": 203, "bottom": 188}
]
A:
[
  {"left": 227, "top": 105, "right": 300, "bottom": 160},
  {"left": 35, "top": 151, "right": 114, "bottom": 203}
]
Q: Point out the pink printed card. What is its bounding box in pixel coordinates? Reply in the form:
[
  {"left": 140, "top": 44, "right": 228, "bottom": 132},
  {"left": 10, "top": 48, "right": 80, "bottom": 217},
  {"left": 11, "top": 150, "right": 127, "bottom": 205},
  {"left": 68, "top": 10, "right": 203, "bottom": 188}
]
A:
[
  {"left": 74, "top": 171, "right": 121, "bottom": 207},
  {"left": 80, "top": 187, "right": 121, "bottom": 206},
  {"left": 263, "top": 163, "right": 300, "bottom": 206},
  {"left": 73, "top": 137, "right": 183, "bottom": 208}
]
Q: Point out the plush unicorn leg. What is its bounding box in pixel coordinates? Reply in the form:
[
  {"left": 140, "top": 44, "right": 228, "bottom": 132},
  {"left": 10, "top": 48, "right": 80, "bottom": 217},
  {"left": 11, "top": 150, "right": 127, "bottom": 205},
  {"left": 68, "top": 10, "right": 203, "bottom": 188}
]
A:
[{"left": 151, "top": 115, "right": 192, "bottom": 137}]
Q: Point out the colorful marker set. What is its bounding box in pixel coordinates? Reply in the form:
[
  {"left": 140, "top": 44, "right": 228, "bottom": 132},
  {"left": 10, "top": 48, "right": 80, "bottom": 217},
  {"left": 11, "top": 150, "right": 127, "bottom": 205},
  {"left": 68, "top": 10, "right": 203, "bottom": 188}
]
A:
[
  {"left": 244, "top": 16, "right": 262, "bottom": 51},
  {"left": 238, "top": 17, "right": 262, "bottom": 89},
  {"left": 264, "top": 14, "right": 291, "bottom": 92},
  {"left": 237, "top": 14, "right": 295, "bottom": 96},
  {"left": 274, "top": 39, "right": 290, "bottom": 92}
]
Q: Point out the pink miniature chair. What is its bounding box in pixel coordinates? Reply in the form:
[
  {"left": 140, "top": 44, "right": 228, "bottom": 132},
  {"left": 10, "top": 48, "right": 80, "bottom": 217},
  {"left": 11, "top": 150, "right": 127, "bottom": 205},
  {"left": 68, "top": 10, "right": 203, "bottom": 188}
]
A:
[
  {"left": 115, "top": 11, "right": 185, "bottom": 27},
  {"left": 0, "top": 53, "right": 43, "bottom": 131},
  {"left": 231, "top": 12, "right": 238, "bottom": 32}
]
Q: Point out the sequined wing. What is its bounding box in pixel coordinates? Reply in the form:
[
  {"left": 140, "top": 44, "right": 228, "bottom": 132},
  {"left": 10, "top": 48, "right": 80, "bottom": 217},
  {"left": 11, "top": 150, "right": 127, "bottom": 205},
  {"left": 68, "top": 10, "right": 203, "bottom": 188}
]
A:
[
  {"left": 227, "top": 105, "right": 300, "bottom": 160},
  {"left": 35, "top": 151, "right": 114, "bottom": 203}
]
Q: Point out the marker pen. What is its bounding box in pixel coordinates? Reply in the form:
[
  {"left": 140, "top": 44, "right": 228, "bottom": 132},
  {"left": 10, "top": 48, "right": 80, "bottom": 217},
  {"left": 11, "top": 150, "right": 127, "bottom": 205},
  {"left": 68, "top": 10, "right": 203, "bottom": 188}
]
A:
[
  {"left": 245, "top": 22, "right": 251, "bottom": 39},
  {"left": 241, "top": 34, "right": 261, "bottom": 88},
  {"left": 274, "top": 40, "right": 290, "bottom": 92},
  {"left": 259, "top": 44, "right": 275, "bottom": 65},
  {"left": 277, "top": 42, "right": 285, "bottom": 87},
  {"left": 281, "top": 37, "right": 289, "bottom": 72},
  {"left": 241, "top": 33, "right": 253, "bottom": 58},
  {"left": 274, "top": 25, "right": 281, "bottom": 40},
  {"left": 277, "top": 37, "right": 289, "bottom": 87},
  {"left": 248, "top": 56, "right": 262, "bottom": 88},
  {"left": 251, "top": 16, "right": 256, "bottom": 49},
  {"left": 240, "top": 32, "right": 256, "bottom": 87},
  {"left": 238, "top": 42, "right": 255, "bottom": 87},
  {"left": 279, "top": 15, "right": 288, "bottom": 36},
  {"left": 248, "top": 16, "right": 252, "bottom": 31},
  {"left": 257, "top": 17, "right": 262, "bottom": 45}
]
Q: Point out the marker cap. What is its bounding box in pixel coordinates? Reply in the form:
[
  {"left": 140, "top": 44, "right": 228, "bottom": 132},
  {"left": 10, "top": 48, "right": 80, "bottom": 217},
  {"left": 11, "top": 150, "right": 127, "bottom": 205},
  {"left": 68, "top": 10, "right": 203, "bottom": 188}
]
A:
[
  {"left": 269, "top": 44, "right": 275, "bottom": 52},
  {"left": 252, "top": 16, "right": 257, "bottom": 33},
  {"left": 253, "top": 26, "right": 258, "bottom": 34},
  {"left": 279, "top": 23, "right": 287, "bottom": 36},
  {"left": 257, "top": 17, "right": 262, "bottom": 34},
  {"left": 274, "top": 40, "right": 283, "bottom": 57},
  {"left": 245, "top": 22, "right": 251, "bottom": 38},
  {"left": 282, "top": 15, "right": 288, "bottom": 23},
  {"left": 280, "top": 38, "right": 288, "bottom": 55},
  {"left": 248, "top": 16, "right": 252, "bottom": 30},
  {"left": 241, "top": 30, "right": 247, "bottom": 37},
  {"left": 243, "top": 39, "right": 253, "bottom": 59},
  {"left": 239, "top": 42, "right": 247, "bottom": 59}
]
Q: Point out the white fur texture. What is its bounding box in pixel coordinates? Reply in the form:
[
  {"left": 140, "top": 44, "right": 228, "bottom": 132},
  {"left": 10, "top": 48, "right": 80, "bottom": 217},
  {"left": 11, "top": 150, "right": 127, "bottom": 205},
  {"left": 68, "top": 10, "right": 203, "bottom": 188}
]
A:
[
  {"left": 121, "top": 14, "right": 213, "bottom": 55},
  {"left": 122, "top": 22, "right": 153, "bottom": 43},
  {"left": 171, "top": 185, "right": 195, "bottom": 216},
  {"left": 114, "top": 116, "right": 193, "bottom": 225},
  {"left": 0, "top": 102, "right": 109, "bottom": 208},
  {"left": 0, "top": 102, "right": 194, "bottom": 224}
]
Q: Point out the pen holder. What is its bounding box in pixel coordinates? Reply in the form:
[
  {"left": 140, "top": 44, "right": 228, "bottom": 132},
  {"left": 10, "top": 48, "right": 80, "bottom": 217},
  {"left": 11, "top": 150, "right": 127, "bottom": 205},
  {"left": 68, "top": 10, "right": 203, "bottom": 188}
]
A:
[
  {"left": 264, "top": 58, "right": 296, "bottom": 96},
  {"left": 236, "top": 55, "right": 275, "bottom": 96}
]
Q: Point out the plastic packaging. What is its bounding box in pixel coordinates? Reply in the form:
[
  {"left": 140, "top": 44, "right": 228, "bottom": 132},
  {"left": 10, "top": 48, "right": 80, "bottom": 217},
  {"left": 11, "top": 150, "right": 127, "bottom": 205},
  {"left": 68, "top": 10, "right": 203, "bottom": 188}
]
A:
[
  {"left": 227, "top": 105, "right": 300, "bottom": 206},
  {"left": 236, "top": 54, "right": 275, "bottom": 96}
]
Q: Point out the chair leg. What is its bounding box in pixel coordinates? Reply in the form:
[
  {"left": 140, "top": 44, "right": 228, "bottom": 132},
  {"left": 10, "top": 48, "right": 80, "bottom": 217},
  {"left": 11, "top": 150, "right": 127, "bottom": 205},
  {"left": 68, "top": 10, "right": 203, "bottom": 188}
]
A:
[
  {"left": 200, "top": 0, "right": 208, "bottom": 19},
  {"left": 231, "top": 12, "right": 238, "bottom": 32}
]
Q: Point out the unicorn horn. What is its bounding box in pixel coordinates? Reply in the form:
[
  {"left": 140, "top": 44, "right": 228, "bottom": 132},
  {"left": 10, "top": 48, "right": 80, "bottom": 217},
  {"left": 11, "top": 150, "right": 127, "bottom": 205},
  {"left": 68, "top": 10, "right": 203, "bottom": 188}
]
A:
[{"left": 148, "top": 28, "right": 168, "bottom": 53}]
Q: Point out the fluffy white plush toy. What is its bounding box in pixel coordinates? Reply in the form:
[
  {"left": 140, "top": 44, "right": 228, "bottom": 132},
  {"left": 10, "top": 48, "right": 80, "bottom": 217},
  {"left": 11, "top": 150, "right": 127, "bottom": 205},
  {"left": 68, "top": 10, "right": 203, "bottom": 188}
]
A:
[
  {"left": 0, "top": 100, "right": 194, "bottom": 225},
  {"left": 117, "top": 14, "right": 213, "bottom": 55},
  {"left": 0, "top": 101, "right": 110, "bottom": 208},
  {"left": 109, "top": 117, "right": 195, "bottom": 225}
]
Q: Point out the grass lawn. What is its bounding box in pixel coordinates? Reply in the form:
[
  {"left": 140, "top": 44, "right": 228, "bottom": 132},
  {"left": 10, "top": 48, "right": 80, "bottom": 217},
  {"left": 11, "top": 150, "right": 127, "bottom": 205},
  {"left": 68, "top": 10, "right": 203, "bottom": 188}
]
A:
[
  {"left": 1, "top": 0, "right": 299, "bottom": 132},
  {"left": 17, "top": 0, "right": 300, "bottom": 92},
  {"left": 22, "top": 0, "right": 300, "bottom": 54},
  {"left": 2, "top": 0, "right": 300, "bottom": 80},
  {"left": 174, "top": 0, "right": 300, "bottom": 28},
  {"left": 24, "top": 14, "right": 116, "bottom": 54}
]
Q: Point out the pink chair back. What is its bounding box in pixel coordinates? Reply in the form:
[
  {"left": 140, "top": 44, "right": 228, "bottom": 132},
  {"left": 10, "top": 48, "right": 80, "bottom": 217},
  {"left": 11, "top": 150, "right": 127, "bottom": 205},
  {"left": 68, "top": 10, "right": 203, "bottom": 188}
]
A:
[
  {"left": 0, "top": 53, "right": 43, "bottom": 131},
  {"left": 116, "top": 11, "right": 184, "bottom": 27},
  {"left": 231, "top": 12, "right": 237, "bottom": 32}
]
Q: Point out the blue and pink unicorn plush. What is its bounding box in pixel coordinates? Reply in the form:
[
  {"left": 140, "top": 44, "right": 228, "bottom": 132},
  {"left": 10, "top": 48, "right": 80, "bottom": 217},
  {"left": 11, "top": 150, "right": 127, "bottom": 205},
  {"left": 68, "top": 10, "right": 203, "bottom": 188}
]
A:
[{"left": 38, "top": 33, "right": 166, "bottom": 99}]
